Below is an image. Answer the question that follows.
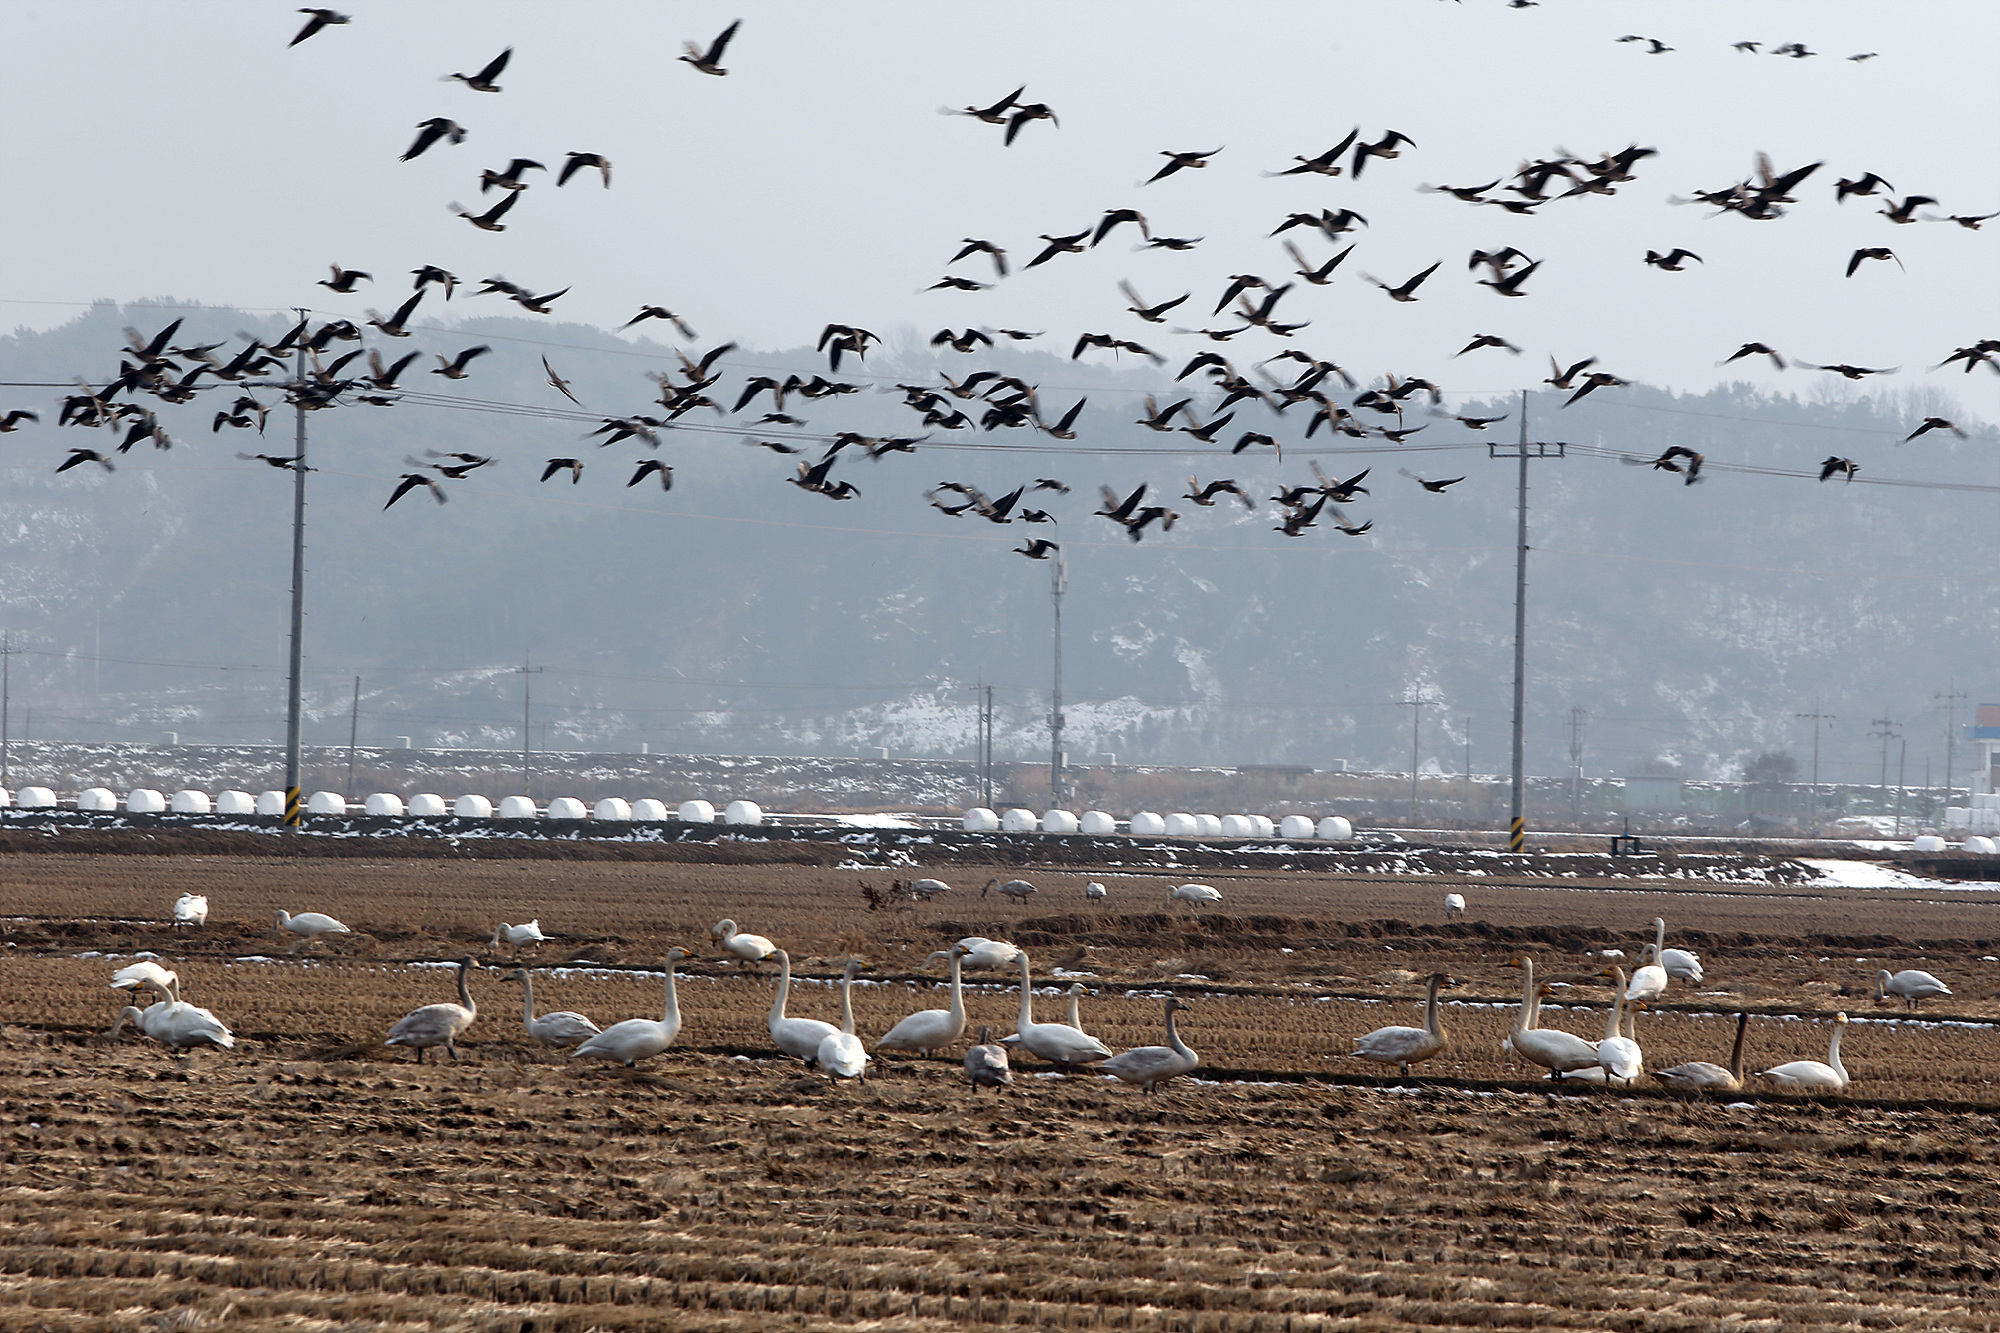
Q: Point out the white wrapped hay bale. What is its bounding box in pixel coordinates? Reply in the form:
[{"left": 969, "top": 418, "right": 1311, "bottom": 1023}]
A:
[
  {"left": 0, "top": 788, "right": 9, "bottom": 808},
  {"left": 364, "top": 793, "right": 406, "bottom": 817},
  {"left": 78, "top": 787, "right": 118, "bottom": 811},
  {"left": 214, "top": 790, "right": 254, "bottom": 815},
  {"left": 454, "top": 794, "right": 494, "bottom": 818},
  {"left": 1317, "top": 815, "right": 1355, "bottom": 841},
  {"left": 546, "top": 797, "right": 588, "bottom": 820},
  {"left": 1219, "top": 814, "right": 1255, "bottom": 838},
  {"left": 1249, "top": 815, "right": 1276, "bottom": 838},
  {"left": 1963, "top": 835, "right": 1998, "bottom": 855},
  {"left": 1128, "top": 811, "right": 1166, "bottom": 836},
  {"left": 594, "top": 797, "right": 632, "bottom": 821},
  {"left": 1279, "top": 814, "right": 1316, "bottom": 839},
  {"left": 497, "top": 795, "right": 538, "bottom": 819},
  {"left": 307, "top": 791, "right": 347, "bottom": 816},
  {"left": 631, "top": 798, "right": 669, "bottom": 820},
  {"left": 724, "top": 799, "right": 764, "bottom": 826},
  {"left": 961, "top": 806, "right": 1000, "bottom": 832},
  {"left": 170, "top": 790, "right": 212, "bottom": 815},
  {"left": 125, "top": 789, "right": 166, "bottom": 814},
  {"left": 1079, "top": 810, "right": 1117, "bottom": 835},
  {"left": 1001, "top": 807, "right": 1039, "bottom": 833},
  {"left": 1042, "top": 809, "right": 1080, "bottom": 834},
  {"left": 1194, "top": 814, "right": 1223, "bottom": 837},
  {"left": 406, "top": 793, "right": 448, "bottom": 817},
  {"left": 678, "top": 799, "right": 717, "bottom": 824},
  {"left": 255, "top": 790, "right": 287, "bottom": 816},
  {"left": 17, "top": 786, "right": 57, "bottom": 809},
  {"left": 1911, "top": 834, "right": 1946, "bottom": 852},
  {"left": 1163, "top": 812, "right": 1198, "bottom": 837}
]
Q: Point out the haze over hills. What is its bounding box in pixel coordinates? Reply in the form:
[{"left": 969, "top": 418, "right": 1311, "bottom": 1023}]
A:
[{"left": 1, "top": 301, "right": 1995, "bottom": 788}]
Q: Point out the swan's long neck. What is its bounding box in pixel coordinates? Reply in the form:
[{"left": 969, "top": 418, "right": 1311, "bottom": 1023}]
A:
[
  {"left": 771, "top": 951, "right": 792, "bottom": 1023},
  {"left": 1067, "top": 986, "right": 1083, "bottom": 1029},
  {"left": 662, "top": 955, "right": 680, "bottom": 1026},
  {"left": 946, "top": 951, "right": 965, "bottom": 1020},
  {"left": 1826, "top": 1022, "right": 1846, "bottom": 1079},
  {"left": 1728, "top": 1013, "right": 1748, "bottom": 1080},
  {"left": 1165, "top": 1003, "right": 1193, "bottom": 1059},
  {"left": 456, "top": 961, "right": 475, "bottom": 1015},
  {"left": 1875, "top": 970, "right": 1891, "bottom": 999},
  {"left": 1604, "top": 970, "right": 1628, "bottom": 1041},
  {"left": 1654, "top": 918, "right": 1667, "bottom": 956},
  {"left": 109, "top": 1006, "right": 143, "bottom": 1037},
  {"left": 836, "top": 966, "right": 856, "bottom": 1034},
  {"left": 520, "top": 974, "right": 537, "bottom": 1024},
  {"left": 1423, "top": 975, "right": 1444, "bottom": 1037},
  {"left": 493, "top": 924, "right": 508, "bottom": 947},
  {"left": 1016, "top": 953, "right": 1036, "bottom": 1029},
  {"left": 1512, "top": 960, "right": 1535, "bottom": 1035},
  {"left": 274, "top": 910, "right": 290, "bottom": 930}
]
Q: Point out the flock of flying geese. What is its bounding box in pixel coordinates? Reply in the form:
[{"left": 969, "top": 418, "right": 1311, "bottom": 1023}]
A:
[
  {"left": 103, "top": 889, "right": 1948, "bottom": 1099},
  {"left": 8, "top": 12, "right": 1989, "bottom": 554}
]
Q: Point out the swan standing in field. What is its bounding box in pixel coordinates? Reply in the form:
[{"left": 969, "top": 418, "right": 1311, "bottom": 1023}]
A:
[
  {"left": 1085, "top": 881, "right": 1107, "bottom": 904},
  {"left": 982, "top": 877, "right": 1038, "bottom": 903},
  {"left": 273, "top": 909, "right": 352, "bottom": 952},
  {"left": 1101, "top": 995, "right": 1200, "bottom": 1093},
  {"left": 171, "top": 894, "right": 209, "bottom": 928},
  {"left": 1653, "top": 1012, "right": 1750, "bottom": 1092},
  {"left": 1011, "top": 951, "right": 1113, "bottom": 1067},
  {"left": 1651, "top": 917, "right": 1703, "bottom": 983},
  {"left": 504, "top": 968, "right": 601, "bottom": 1048},
  {"left": 572, "top": 948, "right": 690, "bottom": 1067},
  {"left": 491, "top": 920, "right": 548, "bottom": 954},
  {"left": 1756, "top": 1012, "right": 1850, "bottom": 1092},
  {"left": 815, "top": 958, "right": 872, "bottom": 1083},
  {"left": 965, "top": 1025, "right": 1013, "bottom": 1092},
  {"left": 767, "top": 948, "right": 841, "bottom": 1065},
  {"left": 874, "top": 944, "right": 969, "bottom": 1057},
  {"left": 1165, "top": 883, "right": 1223, "bottom": 910},
  {"left": 1624, "top": 943, "right": 1669, "bottom": 1004},
  {"left": 111, "top": 960, "right": 180, "bottom": 1005},
  {"left": 1874, "top": 968, "right": 1950, "bottom": 1009},
  {"left": 1351, "top": 972, "right": 1452, "bottom": 1076},
  {"left": 1503, "top": 958, "right": 1602, "bottom": 1077},
  {"left": 385, "top": 956, "right": 480, "bottom": 1063},
  {"left": 1444, "top": 892, "right": 1465, "bottom": 920},
  {"left": 108, "top": 981, "right": 235, "bottom": 1053},
  {"left": 711, "top": 919, "right": 777, "bottom": 969},
  {"left": 1596, "top": 967, "right": 1645, "bottom": 1086},
  {"left": 906, "top": 878, "right": 952, "bottom": 900}
]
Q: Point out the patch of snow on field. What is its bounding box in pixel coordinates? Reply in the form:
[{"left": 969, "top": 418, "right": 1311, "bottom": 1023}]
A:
[{"left": 1799, "top": 859, "right": 1956, "bottom": 890}]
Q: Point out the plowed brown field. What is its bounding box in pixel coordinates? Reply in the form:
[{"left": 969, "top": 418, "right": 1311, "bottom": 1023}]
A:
[{"left": 5, "top": 851, "right": 2000, "bottom": 1331}]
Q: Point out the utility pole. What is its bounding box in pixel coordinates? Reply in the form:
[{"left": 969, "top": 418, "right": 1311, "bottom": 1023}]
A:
[
  {"left": 1491, "top": 390, "right": 1567, "bottom": 851},
  {"left": 517, "top": 654, "right": 544, "bottom": 799},
  {"left": 1938, "top": 687, "right": 1966, "bottom": 809},
  {"left": 1796, "top": 710, "right": 1834, "bottom": 830},
  {"left": 1870, "top": 716, "right": 1900, "bottom": 800},
  {"left": 345, "top": 675, "right": 361, "bottom": 796},
  {"left": 1567, "top": 706, "right": 1589, "bottom": 820},
  {"left": 1894, "top": 736, "right": 1907, "bottom": 837},
  {"left": 1048, "top": 538, "right": 1066, "bottom": 810},
  {"left": 1463, "top": 716, "right": 1472, "bottom": 821},
  {"left": 1, "top": 630, "right": 11, "bottom": 790},
  {"left": 282, "top": 310, "right": 310, "bottom": 829},
  {"left": 1399, "top": 696, "right": 1424, "bottom": 825},
  {"left": 984, "top": 683, "right": 996, "bottom": 809}
]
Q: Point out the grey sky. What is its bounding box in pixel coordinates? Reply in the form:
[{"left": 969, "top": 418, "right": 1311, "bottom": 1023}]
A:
[{"left": 5, "top": 1, "right": 1997, "bottom": 419}]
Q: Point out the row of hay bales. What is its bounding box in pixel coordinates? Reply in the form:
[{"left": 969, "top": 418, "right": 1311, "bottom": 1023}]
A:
[
  {"left": 0, "top": 787, "right": 767, "bottom": 824},
  {"left": 962, "top": 807, "right": 1357, "bottom": 840}
]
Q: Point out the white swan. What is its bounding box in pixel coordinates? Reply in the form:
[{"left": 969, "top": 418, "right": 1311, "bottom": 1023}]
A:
[
  {"left": 767, "top": 948, "right": 841, "bottom": 1063},
  {"left": 1875, "top": 968, "right": 1950, "bottom": 1009},
  {"left": 1625, "top": 944, "right": 1669, "bottom": 1003},
  {"left": 1352, "top": 971, "right": 1452, "bottom": 1075},
  {"left": 505, "top": 968, "right": 600, "bottom": 1048},
  {"left": 1503, "top": 959, "right": 1601, "bottom": 1078},
  {"left": 1165, "top": 883, "right": 1223, "bottom": 910},
  {"left": 107, "top": 980, "right": 234, "bottom": 1052},
  {"left": 1651, "top": 917, "right": 1703, "bottom": 983},
  {"left": 111, "top": 960, "right": 180, "bottom": 1004},
  {"left": 273, "top": 909, "right": 352, "bottom": 951},
  {"left": 572, "top": 949, "right": 690, "bottom": 1067},
  {"left": 874, "top": 945, "right": 968, "bottom": 1056},
  {"left": 815, "top": 958, "right": 871, "bottom": 1082},
  {"left": 171, "top": 893, "right": 209, "bottom": 928},
  {"left": 1653, "top": 1012, "right": 1750, "bottom": 1092},
  {"left": 1065, "top": 983, "right": 1090, "bottom": 1031},
  {"left": 1011, "top": 951, "right": 1113, "bottom": 1066},
  {"left": 1101, "top": 996, "right": 1199, "bottom": 1092},
  {"left": 1756, "top": 1012, "right": 1850, "bottom": 1092},
  {"left": 711, "top": 919, "right": 776, "bottom": 969},
  {"left": 1085, "top": 881, "right": 1107, "bottom": 903},
  {"left": 964, "top": 1025, "right": 1013, "bottom": 1092},
  {"left": 982, "top": 878, "right": 1038, "bottom": 903},
  {"left": 955, "top": 937, "right": 1022, "bottom": 970},
  {"left": 385, "top": 956, "right": 479, "bottom": 1062},
  {"left": 1596, "top": 967, "right": 1644, "bottom": 1086},
  {"left": 491, "top": 920, "right": 548, "bottom": 953},
  {"left": 906, "top": 877, "right": 951, "bottom": 900},
  {"left": 1444, "top": 892, "right": 1465, "bottom": 920}
]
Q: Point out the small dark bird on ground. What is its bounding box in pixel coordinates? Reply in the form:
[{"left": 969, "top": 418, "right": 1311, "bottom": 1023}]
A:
[
  {"left": 1644, "top": 249, "right": 1702, "bottom": 271},
  {"left": 411, "top": 265, "right": 458, "bottom": 298},
  {"left": 622, "top": 306, "right": 697, "bottom": 338},
  {"left": 1721, "top": 342, "right": 1786, "bottom": 369},
  {"left": 540, "top": 458, "right": 584, "bottom": 483},
  {"left": 0, "top": 409, "right": 40, "bottom": 431},
  {"left": 966, "top": 1027, "right": 1015, "bottom": 1091},
  {"left": 1846, "top": 247, "right": 1901, "bottom": 276},
  {"left": 946, "top": 86, "right": 1022, "bottom": 124},
  {"left": 1146, "top": 148, "right": 1222, "bottom": 184},
  {"left": 444, "top": 48, "right": 511, "bottom": 92},
  {"left": 1399, "top": 468, "right": 1464, "bottom": 493},
  {"left": 58, "top": 449, "right": 115, "bottom": 473},
  {"left": 385, "top": 473, "right": 447, "bottom": 508},
  {"left": 289, "top": 9, "right": 349, "bottom": 45},
  {"left": 1026, "top": 230, "right": 1090, "bottom": 268},
  {"left": 628, "top": 459, "right": 673, "bottom": 491},
  {"left": 449, "top": 193, "right": 519, "bottom": 231},
  {"left": 1835, "top": 173, "right": 1893, "bottom": 201},
  {"left": 1880, "top": 195, "right": 1936, "bottom": 223},
  {"left": 1363, "top": 261, "right": 1442, "bottom": 302},
  {"left": 1456, "top": 334, "right": 1521, "bottom": 356},
  {"left": 1015, "top": 539, "right": 1058, "bottom": 560},
  {"left": 1903, "top": 417, "right": 1966, "bottom": 442},
  {"left": 680, "top": 20, "right": 740, "bottom": 75},
  {"left": 431, "top": 345, "right": 490, "bottom": 379},
  {"left": 480, "top": 158, "right": 545, "bottom": 192},
  {"left": 318, "top": 264, "right": 370, "bottom": 292},
  {"left": 402, "top": 118, "right": 466, "bottom": 161},
  {"left": 558, "top": 153, "right": 611, "bottom": 187},
  {"left": 1819, "top": 456, "right": 1859, "bottom": 482},
  {"left": 951, "top": 238, "right": 1009, "bottom": 275},
  {"left": 542, "top": 356, "right": 581, "bottom": 405}
]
